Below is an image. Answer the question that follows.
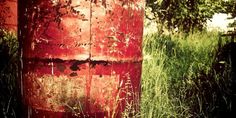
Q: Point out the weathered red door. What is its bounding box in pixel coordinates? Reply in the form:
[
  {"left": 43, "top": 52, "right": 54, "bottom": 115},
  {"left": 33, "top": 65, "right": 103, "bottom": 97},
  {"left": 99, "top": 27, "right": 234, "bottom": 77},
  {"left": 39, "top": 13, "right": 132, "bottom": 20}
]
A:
[
  {"left": 0, "top": 0, "right": 17, "bottom": 32},
  {"left": 19, "top": 0, "right": 145, "bottom": 117}
]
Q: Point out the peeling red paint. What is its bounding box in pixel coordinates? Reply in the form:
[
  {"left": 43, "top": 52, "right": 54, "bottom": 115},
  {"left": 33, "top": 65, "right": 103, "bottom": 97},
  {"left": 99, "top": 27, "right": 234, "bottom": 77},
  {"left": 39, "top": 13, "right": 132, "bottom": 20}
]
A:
[
  {"left": 19, "top": 0, "right": 145, "bottom": 117},
  {"left": 91, "top": 0, "right": 144, "bottom": 61}
]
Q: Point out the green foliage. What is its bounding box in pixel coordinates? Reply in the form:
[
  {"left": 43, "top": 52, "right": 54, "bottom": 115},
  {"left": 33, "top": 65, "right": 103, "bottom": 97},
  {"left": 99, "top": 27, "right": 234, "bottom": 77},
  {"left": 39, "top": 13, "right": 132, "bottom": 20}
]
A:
[
  {"left": 222, "top": 0, "right": 236, "bottom": 18},
  {"left": 142, "top": 37, "right": 179, "bottom": 117},
  {"left": 0, "top": 29, "right": 19, "bottom": 118},
  {"left": 146, "top": 0, "right": 224, "bottom": 33},
  {"left": 141, "top": 31, "right": 229, "bottom": 117}
]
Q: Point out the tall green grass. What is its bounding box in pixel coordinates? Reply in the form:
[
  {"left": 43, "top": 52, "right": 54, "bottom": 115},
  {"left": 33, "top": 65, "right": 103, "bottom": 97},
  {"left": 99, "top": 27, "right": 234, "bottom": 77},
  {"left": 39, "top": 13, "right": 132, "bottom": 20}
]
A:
[
  {"left": 0, "top": 29, "right": 20, "bottom": 118},
  {"left": 141, "top": 31, "right": 220, "bottom": 118}
]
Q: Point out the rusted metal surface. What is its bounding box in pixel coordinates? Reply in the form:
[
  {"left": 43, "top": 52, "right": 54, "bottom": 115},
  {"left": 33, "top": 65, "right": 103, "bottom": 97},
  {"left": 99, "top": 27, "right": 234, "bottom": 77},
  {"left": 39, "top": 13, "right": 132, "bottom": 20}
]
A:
[
  {"left": 0, "top": 0, "right": 17, "bottom": 32},
  {"left": 19, "top": 0, "right": 145, "bottom": 117},
  {"left": 91, "top": 0, "right": 144, "bottom": 61},
  {"left": 21, "top": 0, "right": 91, "bottom": 60}
]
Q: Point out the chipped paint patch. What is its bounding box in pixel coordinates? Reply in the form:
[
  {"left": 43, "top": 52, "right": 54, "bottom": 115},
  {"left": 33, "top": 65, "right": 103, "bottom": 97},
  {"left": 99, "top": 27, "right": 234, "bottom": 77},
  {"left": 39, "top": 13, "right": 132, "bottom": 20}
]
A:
[
  {"left": 24, "top": 73, "right": 86, "bottom": 112},
  {"left": 90, "top": 75, "right": 120, "bottom": 112}
]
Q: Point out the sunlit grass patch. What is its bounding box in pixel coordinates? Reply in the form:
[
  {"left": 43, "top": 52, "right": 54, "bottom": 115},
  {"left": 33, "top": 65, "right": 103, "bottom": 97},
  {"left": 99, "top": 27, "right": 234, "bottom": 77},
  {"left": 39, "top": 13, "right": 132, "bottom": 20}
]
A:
[{"left": 141, "top": 31, "right": 221, "bottom": 118}]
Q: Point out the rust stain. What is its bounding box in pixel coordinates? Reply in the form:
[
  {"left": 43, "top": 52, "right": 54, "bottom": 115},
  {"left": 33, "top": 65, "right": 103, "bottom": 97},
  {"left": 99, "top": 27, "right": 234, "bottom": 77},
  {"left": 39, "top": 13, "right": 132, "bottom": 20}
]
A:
[
  {"left": 24, "top": 73, "right": 86, "bottom": 112},
  {"left": 0, "top": 0, "right": 17, "bottom": 32},
  {"left": 90, "top": 75, "right": 120, "bottom": 112}
]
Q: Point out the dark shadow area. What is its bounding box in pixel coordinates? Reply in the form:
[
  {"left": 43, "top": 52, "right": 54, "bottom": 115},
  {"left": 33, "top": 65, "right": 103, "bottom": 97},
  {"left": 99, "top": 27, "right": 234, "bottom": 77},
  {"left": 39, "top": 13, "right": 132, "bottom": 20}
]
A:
[
  {"left": 187, "top": 41, "right": 236, "bottom": 118},
  {"left": 0, "top": 30, "right": 21, "bottom": 118}
]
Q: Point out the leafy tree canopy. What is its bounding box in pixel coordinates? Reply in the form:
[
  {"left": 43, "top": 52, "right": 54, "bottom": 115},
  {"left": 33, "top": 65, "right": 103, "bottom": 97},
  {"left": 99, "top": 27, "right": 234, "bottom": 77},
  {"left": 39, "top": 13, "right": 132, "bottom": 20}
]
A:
[
  {"left": 222, "top": 0, "right": 236, "bottom": 18},
  {"left": 222, "top": 0, "right": 236, "bottom": 28},
  {"left": 146, "top": 0, "right": 225, "bottom": 33}
]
